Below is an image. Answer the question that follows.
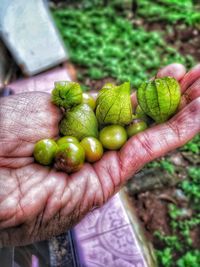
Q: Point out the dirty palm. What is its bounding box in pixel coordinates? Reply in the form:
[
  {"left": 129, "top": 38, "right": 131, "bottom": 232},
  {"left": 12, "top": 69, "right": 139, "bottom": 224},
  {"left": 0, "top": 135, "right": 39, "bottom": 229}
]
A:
[{"left": 0, "top": 63, "right": 200, "bottom": 247}]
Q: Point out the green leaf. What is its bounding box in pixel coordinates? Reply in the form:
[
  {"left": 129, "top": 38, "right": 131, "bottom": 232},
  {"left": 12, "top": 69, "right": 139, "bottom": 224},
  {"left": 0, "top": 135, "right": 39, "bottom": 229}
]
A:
[
  {"left": 137, "top": 77, "right": 181, "bottom": 123},
  {"left": 59, "top": 104, "right": 98, "bottom": 140},
  {"left": 96, "top": 82, "right": 132, "bottom": 125},
  {"left": 177, "top": 250, "right": 200, "bottom": 267}
]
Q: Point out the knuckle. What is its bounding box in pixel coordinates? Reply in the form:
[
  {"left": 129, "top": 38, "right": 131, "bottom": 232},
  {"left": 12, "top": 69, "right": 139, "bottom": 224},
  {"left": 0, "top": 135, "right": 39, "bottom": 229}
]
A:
[
  {"left": 189, "top": 97, "right": 200, "bottom": 117},
  {"left": 136, "top": 133, "right": 154, "bottom": 160}
]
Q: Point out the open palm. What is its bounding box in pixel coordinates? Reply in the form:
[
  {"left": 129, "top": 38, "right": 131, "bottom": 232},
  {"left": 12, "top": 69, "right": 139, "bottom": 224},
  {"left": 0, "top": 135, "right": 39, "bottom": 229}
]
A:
[{"left": 0, "top": 64, "right": 200, "bottom": 247}]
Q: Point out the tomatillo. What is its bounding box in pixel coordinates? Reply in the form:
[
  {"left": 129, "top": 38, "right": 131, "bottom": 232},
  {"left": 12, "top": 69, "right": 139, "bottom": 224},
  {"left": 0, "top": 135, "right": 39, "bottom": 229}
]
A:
[
  {"left": 57, "top": 136, "right": 79, "bottom": 146},
  {"left": 126, "top": 119, "right": 148, "bottom": 137},
  {"left": 80, "top": 137, "right": 103, "bottom": 162},
  {"left": 33, "top": 139, "right": 58, "bottom": 165},
  {"left": 99, "top": 125, "right": 127, "bottom": 150},
  {"left": 55, "top": 142, "right": 85, "bottom": 173}
]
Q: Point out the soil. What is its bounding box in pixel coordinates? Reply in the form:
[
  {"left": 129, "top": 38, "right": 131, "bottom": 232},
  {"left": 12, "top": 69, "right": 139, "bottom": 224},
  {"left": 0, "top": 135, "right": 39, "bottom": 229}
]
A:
[
  {"left": 125, "top": 148, "right": 199, "bottom": 250},
  {"left": 132, "top": 186, "right": 200, "bottom": 249},
  {"left": 127, "top": 151, "right": 200, "bottom": 253},
  {"left": 134, "top": 189, "right": 172, "bottom": 239},
  {"left": 166, "top": 26, "right": 200, "bottom": 61}
]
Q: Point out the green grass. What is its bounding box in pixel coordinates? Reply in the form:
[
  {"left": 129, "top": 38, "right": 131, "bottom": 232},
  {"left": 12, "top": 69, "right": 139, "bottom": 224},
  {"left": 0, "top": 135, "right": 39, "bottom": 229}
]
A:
[
  {"left": 53, "top": 7, "right": 194, "bottom": 89},
  {"left": 155, "top": 166, "right": 200, "bottom": 266},
  {"left": 136, "top": 0, "right": 200, "bottom": 26},
  {"left": 156, "top": 248, "right": 200, "bottom": 267},
  {"left": 181, "top": 134, "right": 200, "bottom": 154}
]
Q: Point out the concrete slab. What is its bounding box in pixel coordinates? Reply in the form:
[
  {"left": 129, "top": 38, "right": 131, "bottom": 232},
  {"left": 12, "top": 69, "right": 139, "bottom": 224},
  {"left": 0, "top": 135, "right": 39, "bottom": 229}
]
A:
[{"left": 0, "top": 0, "right": 67, "bottom": 76}]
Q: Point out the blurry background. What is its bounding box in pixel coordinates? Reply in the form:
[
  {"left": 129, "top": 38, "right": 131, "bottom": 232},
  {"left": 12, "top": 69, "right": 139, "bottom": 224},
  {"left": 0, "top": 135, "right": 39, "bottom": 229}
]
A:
[
  {"left": 51, "top": 1, "right": 200, "bottom": 266},
  {"left": 0, "top": 1, "right": 199, "bottom": 266}
]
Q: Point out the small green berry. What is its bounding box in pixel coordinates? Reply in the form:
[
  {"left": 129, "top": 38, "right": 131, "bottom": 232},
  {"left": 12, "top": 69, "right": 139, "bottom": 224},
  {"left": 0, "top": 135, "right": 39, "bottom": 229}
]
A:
[
  {"left": 80, "top": 137, "right": 103, "bottom": 162},
  {"left": 57, "top": 136, "right": 79, "bottom": 146},
  {"left": 34, "top": 139, "right": 58, "bottom": 165},
  {"left": 99, "top": 125, "right": 127, "bottom": 150},
  {"left": 126, "top": 119, "right": 148, "bottom": 137},
  {"left": 55, "top": 142, "right": 85, "bottom": 173}
]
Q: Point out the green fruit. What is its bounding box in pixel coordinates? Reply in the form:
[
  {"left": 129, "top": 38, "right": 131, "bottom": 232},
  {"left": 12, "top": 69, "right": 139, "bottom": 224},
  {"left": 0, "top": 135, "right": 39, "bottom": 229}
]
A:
[
  {"left": 57, "top": 136, "right": 79, "bottom": 146},
  {"left": 34, "top": 139, "right": 58, "bottom": 165},
  {"left": 82, "top": 93, "right": 96, "bottom": 110},
  {"left": 59, "top": 104, "right": 99, "bottom": 140},
  {"left": 137, "top": 76, "right": 181, "bottom": 123},
  {"left": 96, "top": 82, "right": 132, "bottom": 125},
  {"left": 55, "top": 142, "right": 85, "bottom": 173},
  {"left": 99, "top": 125, "right": 127, "bottom": 150},
  {"left": 80, "top": 137, "right": 103, "bottom": 163},
  {"left": 126, "top": 119, "right": 148, "bottom": 137},
  {"left": 51, "top": 81, "right": 82, "bottom": 109}
]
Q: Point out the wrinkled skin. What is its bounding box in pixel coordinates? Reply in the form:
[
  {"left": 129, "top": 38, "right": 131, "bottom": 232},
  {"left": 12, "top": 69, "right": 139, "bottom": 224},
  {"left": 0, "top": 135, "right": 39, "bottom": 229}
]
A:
[{"left": 0, "top": 64, "right": 200, "bottom": 247}]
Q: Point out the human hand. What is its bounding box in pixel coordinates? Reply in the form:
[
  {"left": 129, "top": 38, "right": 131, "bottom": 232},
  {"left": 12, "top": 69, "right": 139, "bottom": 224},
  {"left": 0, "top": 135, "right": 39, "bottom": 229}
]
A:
[{"left": 0, "top": 63, "right": 199, "bottom": 247}]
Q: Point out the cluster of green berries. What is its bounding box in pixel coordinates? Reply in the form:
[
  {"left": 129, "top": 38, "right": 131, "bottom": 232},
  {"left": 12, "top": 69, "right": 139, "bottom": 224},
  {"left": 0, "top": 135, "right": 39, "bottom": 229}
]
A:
[
  {"left": 33, "top": 81, "right": 148, "bottom": 173},
  {"left": 34, "top": 136, "right": 103, "bottom": 173}
]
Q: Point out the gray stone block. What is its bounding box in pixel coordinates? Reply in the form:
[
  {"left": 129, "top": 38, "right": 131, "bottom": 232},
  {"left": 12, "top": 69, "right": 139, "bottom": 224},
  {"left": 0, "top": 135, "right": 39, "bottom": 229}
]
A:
[{"left": 0, "top": 0, "right": 67, "bottom": 75}]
